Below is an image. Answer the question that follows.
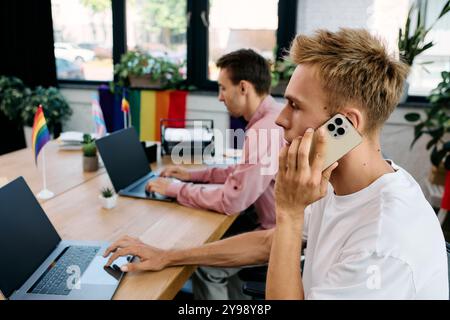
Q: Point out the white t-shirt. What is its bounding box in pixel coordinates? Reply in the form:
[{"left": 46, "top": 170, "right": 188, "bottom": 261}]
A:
[{"left": 302, "top": 161, "right": 449, "bottom": 300}]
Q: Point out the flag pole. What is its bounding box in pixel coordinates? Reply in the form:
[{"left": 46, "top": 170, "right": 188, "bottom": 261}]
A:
[
  {"left": 36, "top": 145, "right": 54, "bottom": 200},
  {"left": 42, "top": 146, "right": 47, "bottom": 190},
  {"left": 123, "top": 111, "right": 127, "bottom": 128}
]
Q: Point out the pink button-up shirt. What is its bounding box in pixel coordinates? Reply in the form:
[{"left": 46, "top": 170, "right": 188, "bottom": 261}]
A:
[{"left": 166, "top": 95, "right": 284, "bottom": 229}]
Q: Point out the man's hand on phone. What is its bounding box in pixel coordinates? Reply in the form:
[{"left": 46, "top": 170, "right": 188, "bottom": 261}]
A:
[
  {"left": 275, "top": 127, "right": 338, "bottom": 220},
  {"left": 103, "top": 235, "right": 168, "bottom": 272}
]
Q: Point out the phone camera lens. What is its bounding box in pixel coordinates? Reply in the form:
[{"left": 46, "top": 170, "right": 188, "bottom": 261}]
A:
[
  {"left": 335, "top": 117, "right": 343, "bottom": 125},
  {"left": 337, "top": 127, "right": 345, "bottom": 135},
  {"left": 327, "top": 123, "right": 336, "bottom": 132}
]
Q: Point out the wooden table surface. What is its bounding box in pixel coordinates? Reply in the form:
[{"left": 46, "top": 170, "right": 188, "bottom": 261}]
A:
[
  {"left": 0, "top": 142, "right": 236, "bottom": 300},
  {"left": 0, "top": 141, "right": 104, "bottom": 197}
]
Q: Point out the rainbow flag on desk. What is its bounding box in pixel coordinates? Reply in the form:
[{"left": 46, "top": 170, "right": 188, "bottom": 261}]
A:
[{"left": 31, "top": 105, "right": 51, "bottom": 164}]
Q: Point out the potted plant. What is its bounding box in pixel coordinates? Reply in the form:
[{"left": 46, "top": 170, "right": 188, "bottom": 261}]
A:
[
  {"left": 21, "top": 86, "right": 72, "bottom": 138},
  {"left": 82, "top": 134, "right": 99, "bottom": 172},
  {"left": 270, "top": 58, "right": 296, "bottom": 96},
  {"left": 111, "top": 51, "right": 187, "bottom": 90},
  {"left": 99, "top": 187, "right": 117, "bottom": 210},
  {"left": 0, "top": 76, "right": 31, "bottom": 123},
  {"left": 404, "top": 71, "right": 450, "bottom": 185},
  {"left": 398, "top": 0, "right": 450, "bottom": 102}
]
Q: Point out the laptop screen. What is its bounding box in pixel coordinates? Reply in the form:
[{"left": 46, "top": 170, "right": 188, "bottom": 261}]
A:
[
  {"left": 0, "top": 177, "right": 61, "bottom": 298},
  {"left": 95, "top": 128, "right": 151, "bottom": 192}
]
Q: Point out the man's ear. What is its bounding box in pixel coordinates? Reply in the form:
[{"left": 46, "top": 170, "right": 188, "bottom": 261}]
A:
[
  {"left": 341, "top": 107, "right": 364, "bottom": 132},
  {"left": 239, "top": 80, "right": 249, "bottom": 95}
]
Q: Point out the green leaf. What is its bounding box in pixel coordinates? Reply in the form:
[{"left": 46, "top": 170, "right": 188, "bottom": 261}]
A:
[
  {"left": 426, "top": 137, "right": 439, "bottom": 150},
  {"left": 431, "top": 146, "right": 447, "bottom": 167},
  {"left": 445, "top": 154, "right": 450, "bottom": 170}
]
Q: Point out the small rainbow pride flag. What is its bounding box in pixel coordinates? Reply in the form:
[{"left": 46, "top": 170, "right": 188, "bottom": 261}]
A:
[
  {"left": 31, "top": 105, "right": 51, "bottom": 164},
  {"left": 121, "top": 89, "right": 130, "bottom": 113}
]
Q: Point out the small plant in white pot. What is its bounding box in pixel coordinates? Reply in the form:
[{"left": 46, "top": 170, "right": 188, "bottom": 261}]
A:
[{"left": 99, "top": 187, "right": 117, "bottom": 210}]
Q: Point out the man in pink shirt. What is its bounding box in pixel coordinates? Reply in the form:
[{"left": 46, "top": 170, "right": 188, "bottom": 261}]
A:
[{"left": 146, "top": 49, "right": 284, "bottom": 299}]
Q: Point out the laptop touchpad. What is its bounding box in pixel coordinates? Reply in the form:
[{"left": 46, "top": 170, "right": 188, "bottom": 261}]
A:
[{"left": 80, "top": 256, "right": 128, "bottom": 286}]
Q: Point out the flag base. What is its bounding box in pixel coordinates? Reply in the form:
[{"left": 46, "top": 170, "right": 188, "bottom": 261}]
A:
[{"left": 36, "top": 189, "right": 55, "bottom": 200}]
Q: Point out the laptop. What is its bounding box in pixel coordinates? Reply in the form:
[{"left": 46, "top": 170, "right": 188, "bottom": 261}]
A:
[
  {"left": 96, "top": 127, "right": 173, "bottom": 202},
  {"left": 0, "top": 177, "right": 130, "bottom": 300}
]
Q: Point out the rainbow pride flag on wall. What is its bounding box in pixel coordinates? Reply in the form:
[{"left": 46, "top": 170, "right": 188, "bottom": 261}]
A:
[
  {"left": 98, "top": 88, "right": 188, "bottom": 142},
  {"left": 31, "top": 105, "right": 51, "bottom": 164},
  {"left": 130, "top": 89, "right": 187, "bottom": 141}
]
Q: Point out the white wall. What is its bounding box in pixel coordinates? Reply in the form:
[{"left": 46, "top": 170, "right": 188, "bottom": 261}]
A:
[
  {"left": 296, "top": 0, "right": 409, "bottom": 53},
  {"left": 296, "top": 0, "right": 372, "bottom": 35}
]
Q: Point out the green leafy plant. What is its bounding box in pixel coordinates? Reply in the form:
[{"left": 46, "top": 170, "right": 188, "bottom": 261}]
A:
[
  {"left": 82, "top": 133, "right": 97, "bottom": 157},
  {"left": 0, "top": 76, "right": 31, "bottom": 122},
  {"left": 100, "top": 187, "right": 114, "bottom": 198},
  {"left": 83, "top": 133, "right": 95, "bottom": 144},
  {"left": 398, "top": 0, "right": 450, "bottom": 66},
  {"left": 111, "top": 51, "right": 189, "bottom": 90},
  {"left": 271, "top": 58, "right": 296, "bottom": 88},
  {"left": 21, "top": 86, "right": 72, "bottom": 134},
  {"left": 404, "top": 71, "right": 450, "bottom": 168},
  {"left": 0, "top": 76, "right": 72, "bottom": 134}
]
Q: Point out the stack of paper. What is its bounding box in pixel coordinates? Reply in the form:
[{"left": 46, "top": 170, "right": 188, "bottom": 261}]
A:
[{"left": 57, "top": 131, "right": 99, "bottom": 150}]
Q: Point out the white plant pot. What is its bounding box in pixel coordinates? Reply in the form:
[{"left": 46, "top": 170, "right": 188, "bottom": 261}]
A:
[
  {"left": 24, "top": 126, "right": 33, "bottom": 148},
  {"left": 99, "top": 194, "right": 117, "bottom": 210}
]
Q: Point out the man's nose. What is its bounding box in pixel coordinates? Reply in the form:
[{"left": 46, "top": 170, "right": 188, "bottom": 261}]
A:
[{"left": 276, "top": 108, "right": 290, "bottom": 129}]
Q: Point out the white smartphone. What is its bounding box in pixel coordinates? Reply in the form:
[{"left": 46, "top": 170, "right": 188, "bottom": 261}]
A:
[{"left": 310, "top": 113, "right": 362, "bottom": 170}]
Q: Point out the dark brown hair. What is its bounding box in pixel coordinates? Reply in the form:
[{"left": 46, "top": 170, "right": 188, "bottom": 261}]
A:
[{"left": 216, "top": 49, "right": 272, "bottom": 96}]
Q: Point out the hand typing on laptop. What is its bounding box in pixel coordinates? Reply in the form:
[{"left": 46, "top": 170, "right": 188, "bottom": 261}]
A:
[
  {"left": 159, "top": 165, "right": 191, "bottom": 181},
  {"left": 146, "top": 178, "right": 172, "bottom": 196},
  {"left": 146, "top": 166, "right": 186, "bottom": 196}
]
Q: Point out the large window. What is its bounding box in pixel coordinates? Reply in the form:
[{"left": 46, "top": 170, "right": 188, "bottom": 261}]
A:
[
  {"left": 50, "top": 0, "right": 296, "bottom": 91},
  {"left": 51, "top": 0, "right": 113, "bottom": 81},
  {"left": 126, "top": 0, "right": 187, "bottom": 68},
  {"left": 408, "top": 0, "right": 450, "bottom": 96},
  {"left": 208, "top": 0, "right": 279, "bottom": 80},
  {"left": 50, "top": 0, "right": 450, "bottom": 99}
]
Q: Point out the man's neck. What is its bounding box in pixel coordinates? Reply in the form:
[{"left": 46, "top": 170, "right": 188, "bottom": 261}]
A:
[
  {"left": 243, "top": 94, "right": 268, "bottom": 121},
  {"left": 329, "top": 139, "right": 395, "bottom": 196}
]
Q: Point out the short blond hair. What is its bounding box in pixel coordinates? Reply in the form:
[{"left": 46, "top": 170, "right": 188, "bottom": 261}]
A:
[{"left": 290, "top": 28, "right": 409, "bottom": 134}]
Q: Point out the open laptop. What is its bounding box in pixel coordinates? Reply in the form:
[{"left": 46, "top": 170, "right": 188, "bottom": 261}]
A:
[
  {"left": 95, "top": 127, "right": 173, "bottom": 202},
  {"left": 0, "top": 177, "right": 130, "bottom": 300}
]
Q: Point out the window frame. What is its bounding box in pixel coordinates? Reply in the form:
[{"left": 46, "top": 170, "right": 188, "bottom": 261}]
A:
[{"left": 55, "top": 0, "right": 298, "bottom": 94}]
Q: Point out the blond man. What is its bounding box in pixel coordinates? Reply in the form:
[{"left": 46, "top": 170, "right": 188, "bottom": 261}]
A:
[{"left": 105, "top": 29, "right": 449, "bottom": 300}]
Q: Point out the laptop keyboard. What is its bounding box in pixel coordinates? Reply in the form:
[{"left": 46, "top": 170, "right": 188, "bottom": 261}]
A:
[
  {"left": 129, "top": 180, "right": 149, "bottom": 194},
  {"left": 30, "top": 245, "right": 100, "bottom": 296}
]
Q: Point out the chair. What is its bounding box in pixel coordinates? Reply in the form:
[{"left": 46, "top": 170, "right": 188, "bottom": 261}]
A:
[
  {"left": 447, "top": 242, "right": 450, "bottom": 299},
  {"left": 239, "top": 265, "right": 268, "bottom": 299},
  {"left": 240, "top": 258, "right": 305, "bottom": 299}
]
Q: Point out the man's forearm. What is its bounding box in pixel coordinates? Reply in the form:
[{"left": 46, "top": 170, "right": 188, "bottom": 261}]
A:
[
  {"left": 165, "top": 229, "right": 273, "bottom": 268},
  {"left": 266, "top": 211, "right": 304, "bottom": 300}
]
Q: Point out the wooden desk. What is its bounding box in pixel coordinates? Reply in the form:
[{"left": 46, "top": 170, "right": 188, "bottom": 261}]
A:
[
  {"left": 0, "top": 145, "right": 237, "bottom": 300},
  {"left": 0, "top": 141, "right": 104, "bottom": 197}
]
